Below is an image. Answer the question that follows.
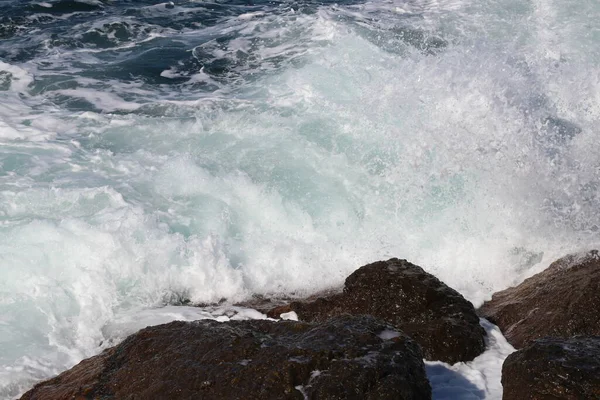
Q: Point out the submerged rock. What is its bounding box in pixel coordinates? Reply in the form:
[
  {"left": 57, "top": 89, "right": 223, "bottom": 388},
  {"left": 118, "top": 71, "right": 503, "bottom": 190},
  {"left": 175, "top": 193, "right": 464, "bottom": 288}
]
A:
[
  {"left": 268, "top": 258, "right": 486, "bottom": 364},
  {"left": 479, "top": 250, "right": 600, "bottom": 348},
  {"left": 502, "top": 336, "right": 600, "bottom": 400},
  {"left": 20, "top": 315, "right": 431, "bottom": 400}
]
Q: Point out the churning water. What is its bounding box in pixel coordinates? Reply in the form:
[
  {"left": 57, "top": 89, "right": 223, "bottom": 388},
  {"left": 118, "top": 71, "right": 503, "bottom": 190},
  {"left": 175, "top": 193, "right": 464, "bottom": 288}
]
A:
[{"left": 0, "top": 0, "right": 599, "bottom": 397}]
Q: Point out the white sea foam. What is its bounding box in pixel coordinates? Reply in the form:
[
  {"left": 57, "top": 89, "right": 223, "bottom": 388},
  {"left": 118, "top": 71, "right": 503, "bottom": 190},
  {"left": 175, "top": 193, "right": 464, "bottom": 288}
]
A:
[
  {"left": 0, "top": 0, "right": 598, "bottom": 398},
  {"left": 280, "top": 311, "right": 299, "bottom": 321},
  {"left": 378, "top": 329, "right": 402, "bottom": 340},
  {"left": 0, "top": 61, "right": 34, "bottom": 93},
  {"left": 426, "top": 320, "right": 516, "bottom": 399},
  {"left": 101, "top": 305, "right": 269, "bottom": 345}
]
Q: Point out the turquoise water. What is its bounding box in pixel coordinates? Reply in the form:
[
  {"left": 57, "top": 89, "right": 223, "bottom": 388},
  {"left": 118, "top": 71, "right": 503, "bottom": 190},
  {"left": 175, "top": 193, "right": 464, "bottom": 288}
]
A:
[{"left": 0, "top": 0, "right": 599, "bottom": 397}]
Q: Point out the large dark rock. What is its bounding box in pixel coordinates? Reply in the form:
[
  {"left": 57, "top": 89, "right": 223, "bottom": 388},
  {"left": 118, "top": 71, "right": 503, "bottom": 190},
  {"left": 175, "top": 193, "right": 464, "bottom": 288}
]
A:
[
  {"left": 20, "top": 315, "right": 431, "bottom": 400},
  {"left": 502, "top": 336, "right": 600, "bottom": 400},
  {"left": 479, "top": 250, "right": 600, "bottom": 348},
  {"left": 268, "top": 258, "right": 486, "bottom": 364}
]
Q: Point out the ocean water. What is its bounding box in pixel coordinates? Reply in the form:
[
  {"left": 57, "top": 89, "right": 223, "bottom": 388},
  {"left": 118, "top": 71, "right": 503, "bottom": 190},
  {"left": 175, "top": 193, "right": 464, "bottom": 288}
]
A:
[{"left": 0, "top": 0, "right": 599, "bottom": 398}]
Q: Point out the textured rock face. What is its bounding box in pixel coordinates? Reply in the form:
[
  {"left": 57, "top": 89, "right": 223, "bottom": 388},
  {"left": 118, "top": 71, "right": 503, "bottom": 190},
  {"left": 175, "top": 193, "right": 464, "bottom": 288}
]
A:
[
  {"left": 479, "top": 250, "right": 600, "bottom": 349},
  {"left": 268, "top": 258, "right": 486, "bottom": 364},
  {"left": 502, "top": 336, "right": 600, "bottom": 400},
  {"left": 20, "top": 315, "right": 431, "bottom": 400}
]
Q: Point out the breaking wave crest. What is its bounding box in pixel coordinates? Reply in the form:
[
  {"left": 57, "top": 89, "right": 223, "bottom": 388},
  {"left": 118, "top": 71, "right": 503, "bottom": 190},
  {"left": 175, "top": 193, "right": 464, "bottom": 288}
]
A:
[{"left": 0, "top": 0, "right": 599, "bottom": 397}]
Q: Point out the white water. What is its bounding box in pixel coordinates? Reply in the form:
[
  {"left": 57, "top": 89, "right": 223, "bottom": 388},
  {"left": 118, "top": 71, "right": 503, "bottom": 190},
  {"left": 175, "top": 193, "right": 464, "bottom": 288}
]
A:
[
  {"left": 426, "top": 320, "right": 516, "bottom": 400},
  {"left": 0, "top": 0, "right": 599, "bottom": 397}
]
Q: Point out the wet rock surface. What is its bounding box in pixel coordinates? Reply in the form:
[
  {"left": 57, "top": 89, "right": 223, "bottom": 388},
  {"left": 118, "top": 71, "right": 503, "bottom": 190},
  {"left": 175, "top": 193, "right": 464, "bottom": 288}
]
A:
[
  {"left": 502, "top": 336, "right": 600, "bottom": 400},
  {"left": 479, "top": 250, "right": 600, "bottom": 348},
  {"left": 20, "top": 315, "right": 431, "bottom": 400},
  {"left": 267, "top": 258, "right": 486, "bottom": 364}
]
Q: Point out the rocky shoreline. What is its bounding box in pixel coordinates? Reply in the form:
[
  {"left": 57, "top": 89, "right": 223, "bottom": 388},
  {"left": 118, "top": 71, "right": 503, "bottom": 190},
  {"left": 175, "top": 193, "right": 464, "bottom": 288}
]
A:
[{"left": 21, "top": 252, "right": 600, "bottom": 399}]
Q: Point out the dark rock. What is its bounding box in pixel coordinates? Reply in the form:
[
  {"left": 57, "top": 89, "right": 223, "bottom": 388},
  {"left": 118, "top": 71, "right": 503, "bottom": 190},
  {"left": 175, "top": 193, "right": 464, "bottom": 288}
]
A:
[
  {"left": 268, "top": 258, "right": 486, "bottom": 364},
  {"left": 20, "top": 315, "right": 431, "bottom": 400},
  {"left": 479, "top": 250, "right": 600, "bottom": 348},
  {"left": 502, "top": 336, "right": 600, "bottom": 400}
]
